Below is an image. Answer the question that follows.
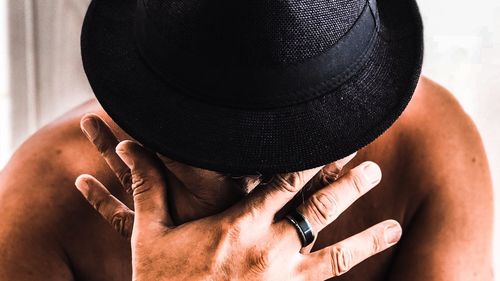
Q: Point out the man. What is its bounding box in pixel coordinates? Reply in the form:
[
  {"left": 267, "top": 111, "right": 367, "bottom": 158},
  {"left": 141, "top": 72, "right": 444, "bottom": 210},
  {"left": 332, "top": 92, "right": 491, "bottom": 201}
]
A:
[{"left": 0, "top": 0, "right": 493, "bottom": 280}]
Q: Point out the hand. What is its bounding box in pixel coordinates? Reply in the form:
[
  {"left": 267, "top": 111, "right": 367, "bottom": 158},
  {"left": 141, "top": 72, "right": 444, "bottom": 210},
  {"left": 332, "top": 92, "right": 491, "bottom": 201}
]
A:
[
  {"left": 75, "top": 134, "right": 402, "bottom": 281},
  {"left": 80, "top": 114, "right": 262, "bottom": 225}
]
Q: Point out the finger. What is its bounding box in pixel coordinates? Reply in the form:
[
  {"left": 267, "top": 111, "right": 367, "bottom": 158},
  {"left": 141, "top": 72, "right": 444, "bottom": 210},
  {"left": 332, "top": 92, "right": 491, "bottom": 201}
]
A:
[
  {"left": 75, "top": 174, "right": 134, "bottom": 239},
  {"left": 309, "top": 152, "right": 357, "bottom": 188},
  {"left": 298, "top": 220, "right": 402, "bottom": 280},
  {"left": 235, "top": 166, "right": 323, "bottom": 223},
  {"left": 81, "top": 114, "right": 132, "bottom": 193},
  {"left": 297, "top": 161, "right": 382, "bottom": 236},
  {"left": 115, "top": 140, "right": 171, "bottom": 227},
  {"left": 274, "top": 161, "right": 381, "bottom": 252}
]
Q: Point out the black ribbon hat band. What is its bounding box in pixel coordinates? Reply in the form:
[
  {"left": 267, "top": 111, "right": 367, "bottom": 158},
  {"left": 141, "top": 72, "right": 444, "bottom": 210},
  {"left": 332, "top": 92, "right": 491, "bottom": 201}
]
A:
[{"left": 134, "top": 0, "right": 380, "bottom": 109}]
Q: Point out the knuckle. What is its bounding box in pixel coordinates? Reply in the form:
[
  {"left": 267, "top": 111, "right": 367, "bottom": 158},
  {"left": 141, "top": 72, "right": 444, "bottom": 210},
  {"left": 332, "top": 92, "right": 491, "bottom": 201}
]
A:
[
  {"left": 219, "top": 216, "right": 244, "bottom": 241},
  {"left": 347, "top": 171, "right": 366, "bottom": 195},
  {"left": 130, "top": 171, "right": 157, "bottom": 196},
  {"left": 370, "top": 231, "right": 384, "bottom": 253},
  {"left": 110, "top": 210, "right": 134, "bottom": 238},
  {"left": 211, "top": 219, "right": 245, "bottom": 269},
  {"left": 274, "top": 172, "right": 304, "bottom": 193},
  {"left": 131, "top": 175, "right": 153, "bottom": 196},
  {"left": 225, "top": 213, "right": 254, "bottom": 239},
  {"left": 118, "top": 170, "right": 133, "bottom": 193},
  {"left": 306, "top": 192, "right": 339, "bottom": 226},
  {"left": 219, "top": 210, "right": 262, "bottom": 247},
  {"left": 330, "top": 245, "right": 353, "bottom": 277},
  {"left": 318, "top": 165, "right": 342, "bottom": 185}
]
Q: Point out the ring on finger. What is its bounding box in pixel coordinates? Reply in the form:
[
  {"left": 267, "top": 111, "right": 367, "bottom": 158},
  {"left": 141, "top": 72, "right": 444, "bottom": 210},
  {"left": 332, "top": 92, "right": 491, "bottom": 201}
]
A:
[{"left": 285, "top": 209, "right": 315, "bottom": 247}]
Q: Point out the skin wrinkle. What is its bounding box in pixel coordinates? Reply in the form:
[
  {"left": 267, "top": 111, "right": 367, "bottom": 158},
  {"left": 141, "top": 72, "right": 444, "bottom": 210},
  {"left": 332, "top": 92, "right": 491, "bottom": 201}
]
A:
[
  {"left": 318, "top": 164, "right": 343, "bottom": 185},
  {"left": 307, "top": 193, "right": 335, "bottom": 227},
  {"left": 131, "top": 177, "right": 152, "bottom": 197},
  {"left": 350, "top": 171, "right": 368, "bottom": 195},
  {"left": 316, "top": 193, "right": 337, "bottom": 223},
  {"left": 111, "top": 210, "right": 134, "bottom": 238},
  {"left": 119, "top": 171, "right": 133, "bottom": 194},
  {"left": 371, "top": 229, "right": 383, "bottom": 253},
  {"left": 339, "top": 247, "right": 353, "bottom": 275},
  {"left": 274, "top": 173, "right": 305, "bottom": 193},
  {"left": 111, "top": 214, "right": 124, "bottom": 235},
  {"left": 326, "top": 242, "right": 357, "bottom": 277}
]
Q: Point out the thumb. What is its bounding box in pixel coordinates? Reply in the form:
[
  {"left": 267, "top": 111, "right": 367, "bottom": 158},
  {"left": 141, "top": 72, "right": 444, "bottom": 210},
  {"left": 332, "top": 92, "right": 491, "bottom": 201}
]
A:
[{"left": 116, "top": 140, "right": 172, "bottom": 227}]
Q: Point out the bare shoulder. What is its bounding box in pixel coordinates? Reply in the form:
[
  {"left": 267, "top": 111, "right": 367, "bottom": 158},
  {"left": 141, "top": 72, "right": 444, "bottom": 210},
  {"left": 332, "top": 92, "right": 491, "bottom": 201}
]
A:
[
  {"left": 387, "top": 77, "right": 493, "bottom": 280},
  {"left": 0, "top": 99, "right": 114, "bottom": 212},
  {"left": 0, "top": 100, "right": 126, "bottom": 280},
  {"left": 403, "top": 76, "right": 482, "bottom": 146},
  {"left": 398, "top": 76, "right": 492, "bottom": 194}
]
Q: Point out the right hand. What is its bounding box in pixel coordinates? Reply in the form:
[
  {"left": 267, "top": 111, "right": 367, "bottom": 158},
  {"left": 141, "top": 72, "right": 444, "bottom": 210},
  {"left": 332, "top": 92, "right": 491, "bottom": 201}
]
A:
[{"left": 75, "top": 140, "right": 402, "bottom": 280}]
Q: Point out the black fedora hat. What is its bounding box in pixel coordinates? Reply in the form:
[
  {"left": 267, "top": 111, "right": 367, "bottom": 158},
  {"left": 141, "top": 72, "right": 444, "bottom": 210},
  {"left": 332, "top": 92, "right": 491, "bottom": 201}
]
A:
[{"left": 81, "top": 0, "right": 423, "bottom": 175}]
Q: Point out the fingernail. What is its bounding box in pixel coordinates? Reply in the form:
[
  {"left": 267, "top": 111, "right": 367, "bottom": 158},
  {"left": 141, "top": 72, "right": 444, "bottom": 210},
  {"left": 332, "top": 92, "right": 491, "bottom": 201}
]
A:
[
  {"left": 75, "top": 176, "right": 90, "bottom": 197},
  {"left": 81, "top": 117, "right": 98, "bottom": 141},
  {"left": 363, "top": 162, "right": 381, "bottom": 185},
  {"left": 384, "top": 222, "right": 402, "bottom": 245},
  {"left": 116, "top": 142, "right": 133, "bottom": 167}
]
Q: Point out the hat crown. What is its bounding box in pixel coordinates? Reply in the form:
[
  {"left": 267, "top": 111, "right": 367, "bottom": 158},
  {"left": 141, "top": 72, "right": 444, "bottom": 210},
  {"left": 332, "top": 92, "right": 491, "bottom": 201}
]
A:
[{"left": 143, "top": 0, "right": 366, "bottom": 67}]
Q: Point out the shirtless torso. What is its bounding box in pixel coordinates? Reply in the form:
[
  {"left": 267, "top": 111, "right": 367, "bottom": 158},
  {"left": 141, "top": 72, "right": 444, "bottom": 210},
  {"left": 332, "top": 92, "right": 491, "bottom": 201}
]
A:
[{"left": 0, "top": 77, "right": 493, "bottom": 281}]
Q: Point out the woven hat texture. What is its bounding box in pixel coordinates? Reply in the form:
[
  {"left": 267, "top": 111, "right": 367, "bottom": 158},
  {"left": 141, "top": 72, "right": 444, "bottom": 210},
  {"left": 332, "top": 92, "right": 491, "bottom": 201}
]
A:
[{"left": 81, "top": 0, "right": 424, "bottom": 174}]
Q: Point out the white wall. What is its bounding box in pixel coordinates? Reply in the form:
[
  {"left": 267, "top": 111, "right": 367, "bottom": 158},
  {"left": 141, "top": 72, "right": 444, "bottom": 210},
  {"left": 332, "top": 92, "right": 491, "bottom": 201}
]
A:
[{"left": 418, "top": 0, "right": 500, "bottom": 276}]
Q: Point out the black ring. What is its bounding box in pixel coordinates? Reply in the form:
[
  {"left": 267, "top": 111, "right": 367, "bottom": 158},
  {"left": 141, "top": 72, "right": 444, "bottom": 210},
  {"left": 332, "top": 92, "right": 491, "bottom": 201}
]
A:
[{"left": 285, "top": 209, "right": 315, "bottom": 247}]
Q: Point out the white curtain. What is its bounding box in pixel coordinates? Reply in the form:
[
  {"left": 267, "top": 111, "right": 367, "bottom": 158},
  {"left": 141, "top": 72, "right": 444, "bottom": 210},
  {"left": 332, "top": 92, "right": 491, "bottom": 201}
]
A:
[
  {"left": 7, "top": 0, "right": 92, "bottom": 153},
  {"left": 0, "top": 1, "right": 9, "bottom": 166}
]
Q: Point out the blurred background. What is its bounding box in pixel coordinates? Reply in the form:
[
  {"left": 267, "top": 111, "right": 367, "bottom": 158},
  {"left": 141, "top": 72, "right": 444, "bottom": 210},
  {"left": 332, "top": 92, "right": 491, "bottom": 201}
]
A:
[{"left": 0, "top": 0, "right": 499, "bottom": 278}]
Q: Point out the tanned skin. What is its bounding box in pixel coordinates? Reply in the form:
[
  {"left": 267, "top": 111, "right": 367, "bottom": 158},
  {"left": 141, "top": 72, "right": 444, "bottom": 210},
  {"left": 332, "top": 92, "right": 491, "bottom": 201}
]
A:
[{"left": 0, "top": 77, "right": 493, "bottom": 280}]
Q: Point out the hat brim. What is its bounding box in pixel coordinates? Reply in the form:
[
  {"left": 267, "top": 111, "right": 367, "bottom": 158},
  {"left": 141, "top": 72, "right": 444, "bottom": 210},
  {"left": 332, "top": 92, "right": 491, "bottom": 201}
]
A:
[{"left": 81, "top": 0, "right": 423, "bottom": 175}]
